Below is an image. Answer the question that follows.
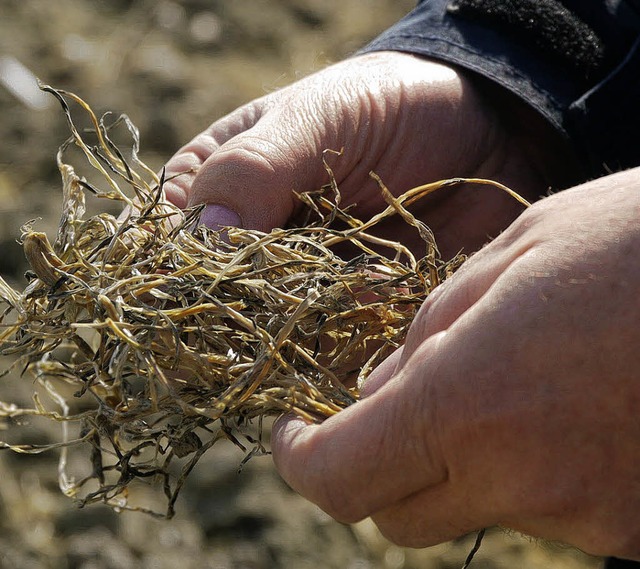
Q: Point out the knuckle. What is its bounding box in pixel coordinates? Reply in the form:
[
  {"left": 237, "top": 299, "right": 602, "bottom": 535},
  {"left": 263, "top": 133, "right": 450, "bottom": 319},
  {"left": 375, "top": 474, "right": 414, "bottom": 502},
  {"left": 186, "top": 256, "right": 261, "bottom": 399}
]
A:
[
  {"left": 277, "top": 425, "right": 368, "bottom": 524},
  {"left": 306, "top": 462, "right": 366, "bottom": 524},
  {"left": 373, "top": 512, "right": 424, "bottom": 548},
  {"left": 209, "top": 145, "right": 278, "bottom": 178}
]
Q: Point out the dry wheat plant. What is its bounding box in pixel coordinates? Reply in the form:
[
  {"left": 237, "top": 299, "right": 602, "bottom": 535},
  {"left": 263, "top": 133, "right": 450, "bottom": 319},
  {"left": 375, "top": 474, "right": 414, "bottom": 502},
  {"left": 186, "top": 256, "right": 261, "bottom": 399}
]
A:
[{"left": 0, "top": 87, "right": 525, "bottom": 521}]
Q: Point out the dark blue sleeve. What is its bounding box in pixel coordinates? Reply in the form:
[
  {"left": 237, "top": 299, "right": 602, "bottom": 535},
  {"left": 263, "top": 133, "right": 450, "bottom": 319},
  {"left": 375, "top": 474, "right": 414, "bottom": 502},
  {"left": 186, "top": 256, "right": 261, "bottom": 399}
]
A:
[{"left": 360, "top": 0, "right": 640, "bottom": 178}]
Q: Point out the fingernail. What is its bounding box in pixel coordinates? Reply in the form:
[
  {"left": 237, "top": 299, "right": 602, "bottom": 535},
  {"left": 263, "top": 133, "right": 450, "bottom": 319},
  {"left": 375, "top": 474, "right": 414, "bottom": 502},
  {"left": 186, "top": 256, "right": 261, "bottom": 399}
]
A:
[{"left": 200, "top": 204, "right": 241, "bottom": 231}]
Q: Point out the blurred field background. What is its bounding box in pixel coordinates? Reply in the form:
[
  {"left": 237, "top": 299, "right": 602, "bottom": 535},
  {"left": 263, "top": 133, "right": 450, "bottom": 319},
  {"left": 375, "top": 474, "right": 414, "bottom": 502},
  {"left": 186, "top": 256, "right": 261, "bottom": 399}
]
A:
[{"left": 0, "top": 1, "right": 603, "bottom": 568}]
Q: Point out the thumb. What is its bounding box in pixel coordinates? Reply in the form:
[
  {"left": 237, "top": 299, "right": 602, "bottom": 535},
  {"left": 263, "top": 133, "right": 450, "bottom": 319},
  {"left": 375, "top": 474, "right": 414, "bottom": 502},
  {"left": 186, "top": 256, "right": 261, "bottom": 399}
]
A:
[
  {"left": 177, "top": 105, "right": 335, "bottom": 233},
  {"left": 271, "top": 330, "right": 449, "bottom": 525},
  {"left": 162, "top": 102, "right": 263, "bottom": 211}
]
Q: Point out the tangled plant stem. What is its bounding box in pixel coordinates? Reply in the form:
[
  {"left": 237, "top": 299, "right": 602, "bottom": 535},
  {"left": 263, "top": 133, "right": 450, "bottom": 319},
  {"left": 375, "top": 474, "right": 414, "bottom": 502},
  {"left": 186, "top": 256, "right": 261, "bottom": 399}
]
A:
[{"left": 0, "top": 86, "right": 521, "bottom": 518}]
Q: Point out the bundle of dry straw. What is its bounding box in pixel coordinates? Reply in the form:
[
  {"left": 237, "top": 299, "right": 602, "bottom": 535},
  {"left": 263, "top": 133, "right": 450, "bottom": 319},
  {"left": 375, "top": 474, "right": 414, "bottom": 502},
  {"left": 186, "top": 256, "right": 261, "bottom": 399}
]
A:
[{"left": 0, "top": 87, "right": 522, "bottom": 517}]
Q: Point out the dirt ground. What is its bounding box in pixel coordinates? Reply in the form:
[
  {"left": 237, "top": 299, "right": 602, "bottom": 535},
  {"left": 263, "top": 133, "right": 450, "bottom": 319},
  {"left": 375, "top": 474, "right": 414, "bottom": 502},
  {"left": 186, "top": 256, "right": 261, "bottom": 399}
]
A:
[{"left": 0, "top": 1, "right": 604, "bottom": 568}]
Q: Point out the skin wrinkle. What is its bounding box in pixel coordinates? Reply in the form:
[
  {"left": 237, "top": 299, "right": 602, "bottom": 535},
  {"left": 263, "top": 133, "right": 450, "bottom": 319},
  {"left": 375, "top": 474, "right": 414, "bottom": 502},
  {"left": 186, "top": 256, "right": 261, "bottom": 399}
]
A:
[
  {"left": 279, "top": 360, "right": 451, "bottom": 525},
  {"left": 276, "top": 418, "right": 328, "bottom": 512},
  {"left": 336, "top": 95, "right": 392, "bottom": 211},
  {"left": 313, "top": 439, "right": 356, "bottom": 521},
  {"left": 176, "top": 139, "right": 215, "bottom": 168},
  {"left": 213, "top": 100, "right": 265, "bottom": 143},
  {"left": 379, "top": 373, "right": 437, "bottom": 493},
  {"left": 234, "top": 100, "right": 264, "bottom": 133},
  {"left": 458, "top": 247, "right": 632, "bottom": 532},
  {"left": 340, "top": 416, "right": 392, "bottom": 522},
  {"left": 418, "top": 351, "right": 498, "bottom": 509},
  {"left": 334, "top": 75, "right": 497, "bottom": 252},
  {"left": 400, "top": 346, "right": 451, "bottom": 489},
  {"left": 303, "top": 421, "right": 377, "bottom": 523},
  {"left": 166, "top": 100, "right": 269, "bottom": 212},
  {"left": 321, "top": 73, "right": 381, "bottom": 188},
  {"left": 189, "top": 142, "right": 299, "bottom": 229},
  {"left": 164, "top": 141, "right": 217, "bottom": 207},
  {"left": 329, "top": 57, "right": 463, "bottom": 213},
  {"left": 274, "top": 415, "right": 355, "bottom": 523},
  {"left": 372, "top": 477, "right": 486, "bottom": 548},
  {"left": 191, "top": 132, "right": 222, "bottom": 158},
  {"left": 292, "top": 90, "right": 351, "bottom": 192},
  {"left": 178, "top": 102, "right": 265, "bottom": 168},
  {"left": 165, "top": 51, "right": 564, "bottom": 259},
  {"left": 365, "top": 337, "right": 452, "bottom": 516},
  {"left": 389, "top": 246, "right": 550, "bottom": 515},
  {"left": 401, "top": 238, "right": 539, "bottom": 367}
]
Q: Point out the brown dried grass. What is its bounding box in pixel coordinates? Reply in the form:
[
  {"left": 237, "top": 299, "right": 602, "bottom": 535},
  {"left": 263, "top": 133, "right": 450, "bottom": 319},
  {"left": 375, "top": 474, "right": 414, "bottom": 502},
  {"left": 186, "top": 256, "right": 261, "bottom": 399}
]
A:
[{"left": 0, "top": 87, "right": 526, "bottom": 518}]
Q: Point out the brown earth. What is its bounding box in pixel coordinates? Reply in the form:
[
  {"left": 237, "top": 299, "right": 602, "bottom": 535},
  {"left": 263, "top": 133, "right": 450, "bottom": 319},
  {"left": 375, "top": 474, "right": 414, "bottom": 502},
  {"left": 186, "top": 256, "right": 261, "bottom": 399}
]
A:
[{"left": 0, "top": 1, "right": 603, "bottom": 568}]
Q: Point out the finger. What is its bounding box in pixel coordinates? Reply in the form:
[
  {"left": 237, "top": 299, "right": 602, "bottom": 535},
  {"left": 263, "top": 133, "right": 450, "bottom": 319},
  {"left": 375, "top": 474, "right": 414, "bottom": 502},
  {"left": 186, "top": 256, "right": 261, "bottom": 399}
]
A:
[
  {"left": 184, "top": 106, "right": 334, "bottom": 232},
  {"left": 271, "top": 330, "right": 449, "bottom": 524},
  {"left": 272, "top": 221, "right": 540, "bottom": 525},
  {"left": 371, "top": 480, "right": 487, "bottom": 548},
  {"left": 367, "top": 246, "right": 572, "bottom": 548},
  {"left": 364, "top": 323, "right": 502, "bottom": 547},
  {"left": 397, "top": 222, "right": 535, "bottom": 370},
  {"left": 358, "top": 345, "right": 403, "bottom": 396},
  {"left": 162, "top": 102, "right": 264, "bottom": 208},
  {"left": 354, "top": 231, "right": 528, "bottom": 397}
]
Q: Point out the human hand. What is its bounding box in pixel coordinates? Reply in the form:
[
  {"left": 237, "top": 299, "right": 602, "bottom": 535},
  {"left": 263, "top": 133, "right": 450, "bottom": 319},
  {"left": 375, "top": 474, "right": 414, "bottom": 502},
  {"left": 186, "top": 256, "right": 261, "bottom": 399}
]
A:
[
  {"left": 271, "top": 167, "right": 640, "bottom": 560},
  {"left": 163, "top": 51, "right": 574, "bottom": 258}
]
